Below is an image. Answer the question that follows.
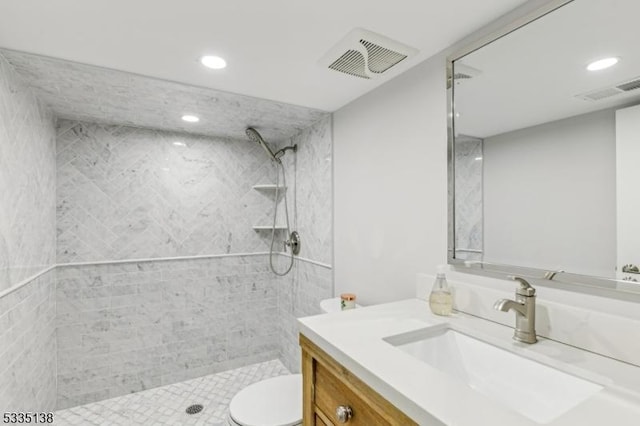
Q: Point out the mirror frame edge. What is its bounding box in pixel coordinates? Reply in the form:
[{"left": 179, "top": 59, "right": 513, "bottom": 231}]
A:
[{"left": 445, "top": 0, "right": 640, "bottom": 302}]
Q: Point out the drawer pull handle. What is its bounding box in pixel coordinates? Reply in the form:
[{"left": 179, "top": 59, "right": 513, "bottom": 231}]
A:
[{"left": 336, "top": 405, "right": 353, "bottom": 423}]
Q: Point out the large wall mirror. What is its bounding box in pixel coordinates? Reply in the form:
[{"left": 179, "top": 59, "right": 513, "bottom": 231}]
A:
[{"left": 448, "top": 0, "right": 640, "bottom": 296}]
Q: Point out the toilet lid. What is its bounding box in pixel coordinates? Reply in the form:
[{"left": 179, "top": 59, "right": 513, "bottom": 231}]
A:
[{"left": 229, "top": 374, "right": 302, "bottom": 426}]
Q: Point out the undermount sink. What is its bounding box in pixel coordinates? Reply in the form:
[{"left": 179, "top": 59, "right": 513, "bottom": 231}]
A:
[{"left": 384, "top": 325, "right": 603, "bottom": 424}]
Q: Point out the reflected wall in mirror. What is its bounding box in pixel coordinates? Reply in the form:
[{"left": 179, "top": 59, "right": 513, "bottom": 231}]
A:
[{"left": 449, "top": 0, "right": 640, "bottom": 292}]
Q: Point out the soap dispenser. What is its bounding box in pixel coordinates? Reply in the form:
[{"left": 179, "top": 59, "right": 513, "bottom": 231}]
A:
[{"left": 429, "top": 265, "right": 453, "bottom": 316}]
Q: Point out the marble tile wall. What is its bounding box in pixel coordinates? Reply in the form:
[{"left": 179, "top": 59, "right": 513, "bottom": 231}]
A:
[
  {"left": 56, "top": 120, "right": 280, "bottom": 263},
  {"left": 278, "top": 259, "right": 333, "bottom": 373},
  {"left": 454, "top": 136, "right": 483, "bottom": 261},
  {"left": 0, "top": 51, "right": 57, "bottom": 412},
  {"left": 0, "top": 269, "right": 57, "bottom": 411},
  {"left": 0, "top": 52, "right": 56, "bottom": 291},
  {"left": 55, "top": 254, "right": 279, "bottom": 409},
  {"left": 276, "top": 116, "right": 334, "bottom": 372},
  {"left": 282, "top": 116, "right": 333, "bottom": 265}
]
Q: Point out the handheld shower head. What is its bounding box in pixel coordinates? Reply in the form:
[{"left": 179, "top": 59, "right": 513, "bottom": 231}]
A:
[{"left": 246, "top": 127, "right": 278, "bottom": 162}]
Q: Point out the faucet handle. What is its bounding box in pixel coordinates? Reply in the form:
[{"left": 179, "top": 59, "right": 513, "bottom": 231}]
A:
[{"left": 508, "top": 276, "right": 536, "bottom": 297}]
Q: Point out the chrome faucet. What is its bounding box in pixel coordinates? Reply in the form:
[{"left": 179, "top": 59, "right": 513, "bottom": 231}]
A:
[{"left": 494, "top": 276, "right": 537, "bottom": 344}]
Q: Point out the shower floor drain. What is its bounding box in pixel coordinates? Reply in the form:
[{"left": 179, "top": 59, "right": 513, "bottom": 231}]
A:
[{"left": 186, "top": 404, "right": 204, "bottom": 415}]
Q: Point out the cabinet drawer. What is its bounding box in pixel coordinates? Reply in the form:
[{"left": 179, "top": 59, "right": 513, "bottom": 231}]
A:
[
  {"left": 315, "top": 413, "right": 330, "bottom": 426},
  {"left": 315, "top": 362, "right": 386, "bottom": 425},
  {"left": 301, "top": 334, "right": 417, "bottom": 426}
]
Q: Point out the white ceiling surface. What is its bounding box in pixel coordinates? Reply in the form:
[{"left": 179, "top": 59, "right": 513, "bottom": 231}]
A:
[
  {"left": 1, "top": 49, "right": 326, "bottom": 142},
  {"left": 455, "top": 0, "right": 640, "bottom": 139},
  {"left": 0, "top": 0, "right": 526, "bottom": 112}
]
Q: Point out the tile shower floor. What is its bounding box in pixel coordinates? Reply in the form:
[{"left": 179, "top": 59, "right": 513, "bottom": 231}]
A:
[{"left": 53, "top": 359, "right": 290, "bottom": 426}]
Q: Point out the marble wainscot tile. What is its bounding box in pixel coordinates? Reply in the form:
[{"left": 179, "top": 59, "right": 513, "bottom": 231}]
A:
[
  {"left": 0, "top": 270, "right": 57, "bottom": 411},
  {"left": 278, "top": 258, "right": 333, "bottom": 373},
  {"left": 55, "top": 255, "right": 279, "bottom": 409}
]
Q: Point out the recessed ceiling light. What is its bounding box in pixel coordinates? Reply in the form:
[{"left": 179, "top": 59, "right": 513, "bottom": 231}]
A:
[
  {"left": 586, "top": 57, "right": 619, "bottom": 71},
  {"left": 181, "top": 115, "right": 199, "bottom": 123},
  {"left": 173, "top": 141, "right": 186, "bottom": 147},
  {"left": 475, "top": 157, "right": 483, "bottom": 161},
  {"left": 200, "top": 55, "right": 227, "bottom": 69}
]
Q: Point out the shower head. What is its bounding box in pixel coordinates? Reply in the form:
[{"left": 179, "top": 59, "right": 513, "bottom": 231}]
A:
[{"left": 246, "top": 127, "right": 278, "bottom": 162}]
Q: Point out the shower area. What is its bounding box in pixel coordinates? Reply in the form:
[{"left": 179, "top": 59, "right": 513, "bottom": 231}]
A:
[{"left": 0, "top": 49, "right": 333, "bottom": 424}]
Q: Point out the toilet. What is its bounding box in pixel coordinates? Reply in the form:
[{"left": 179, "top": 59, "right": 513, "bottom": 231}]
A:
[{"left": 227, "top": 297, "right": 359, "bottom": 426}]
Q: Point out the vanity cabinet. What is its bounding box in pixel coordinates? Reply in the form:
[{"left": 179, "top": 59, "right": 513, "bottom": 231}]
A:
[{"left": 300, "top": 334, "right": 417, "bottom": 426}]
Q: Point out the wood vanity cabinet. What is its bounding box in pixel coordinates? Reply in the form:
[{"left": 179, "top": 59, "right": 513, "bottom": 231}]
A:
[{"left": 300, "top": 334, "right": 418, "bottom": 426}]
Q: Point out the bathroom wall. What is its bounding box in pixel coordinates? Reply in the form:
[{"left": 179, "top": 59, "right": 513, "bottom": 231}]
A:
[
  {"left": 56, "top": 120, "right": 277, "bottom": 263},
  {"left": 277, "top": 116, "right": 333, "bottom": 372},
  {"left": 0, "top": 270, "right": 57, "bottom": 411},
  {"left": 0, "top": 53, "right": 57, "bottom": 411},
  {"left": 332, "top": 1, "right": 640, "bottom": 367},
  {"left": 278, "top": 260, "right": 332, "bottom": 372},
  {"left": 54, "top": 115, "right": 333, "bottom": 404},
  {"left": 333, "top": 56, "right": 448, "bottom": 305},
  {"left": 0, "top": 55, "right": 56, "bottom": 290},
  {"left": 53, "top": 120, "right": 286, "bottom": 407},
  {"left": 56, "top": 255, "right": 278, "bottom": 408},
  {"left": 483, "top": 109, "right": 616, "bottom": 277}
]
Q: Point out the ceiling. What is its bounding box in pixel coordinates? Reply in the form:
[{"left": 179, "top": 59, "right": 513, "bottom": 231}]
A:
[
  {"left": 0, "top": 0, "right": 526, "bottom": 112},
  {"left": 1, "top": 49, "right": 327, "bottom": 142},
  {"left": 455, "top": 0, "right": 640, "bottom": 138}
]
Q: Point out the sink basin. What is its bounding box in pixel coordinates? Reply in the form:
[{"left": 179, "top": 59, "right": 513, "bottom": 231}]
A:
[{"left": 384, "top": 325, "right": 603, "bottom": 424}]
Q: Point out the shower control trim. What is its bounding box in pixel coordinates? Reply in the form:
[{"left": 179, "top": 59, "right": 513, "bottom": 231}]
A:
[{"left": 286, "top": 231, "right": 301, "bottom": 255}]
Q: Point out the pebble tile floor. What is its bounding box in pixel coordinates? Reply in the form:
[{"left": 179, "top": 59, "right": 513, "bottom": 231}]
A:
[{"left": 53, "top": 360, "right": 290, "bottom": 425}]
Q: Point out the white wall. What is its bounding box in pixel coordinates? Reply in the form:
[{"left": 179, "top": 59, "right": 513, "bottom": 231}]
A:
[
  {"left": 333, "top": 55, "right": 448, "bottom": 304},
  {"left": 483, "top": 109, "right": 616, "bottom": 278},
  {"left": 616, "top": 104, "right": 640, "bottom": 281},
  {"left": 331, "top": 0, "right": 640, "bottom": 368}
]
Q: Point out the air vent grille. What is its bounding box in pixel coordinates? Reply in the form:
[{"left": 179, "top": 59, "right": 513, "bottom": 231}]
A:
[
  {"left": 320, "top": 28, "right": 418, "bottom": 80},
  {"left": 582, "top": 88, "right": 622, "bottom": 101},
  {"left": 453, "top": 72, "right": 473, "bottom": 80},
  {"left": 617, "top": 78, "right": 640, "bottom": 92},
  {"left": 359, "top": 39, "right": 407, "bottom": 74},
  {"left": 577, "top": 75, "right": 640, "bottom": 101},
  {"left": 328, "top": 50, "right": 370, "bottom": 79}
]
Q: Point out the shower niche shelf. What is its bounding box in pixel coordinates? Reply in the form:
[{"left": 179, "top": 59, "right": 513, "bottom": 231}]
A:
[
  {"left": 252, "top": 225, "right": 288, "bottom": 231},
  {"left": 252, "top": 184, "right": 287, "bottom": 191}
]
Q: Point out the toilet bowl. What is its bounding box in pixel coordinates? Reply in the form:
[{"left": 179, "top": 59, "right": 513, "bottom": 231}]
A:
[
  {"left": 228, "top": 374, "right": 302, "bottom": 426},
  {"left": 227, "top": 297, "right": 361, "bottom": 426}
]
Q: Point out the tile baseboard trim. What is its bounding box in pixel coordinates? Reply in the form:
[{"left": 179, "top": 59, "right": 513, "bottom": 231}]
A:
[
  {"left": 0, "top": 252, "right": 333, "bottom": 301},
  {"left": 274, "top": 252, "right": 332, "bottom": 269},
  {"left": 56, "top": 252, "right": 272, "bottom": 268},
  {"left": 0, "top": 265, "right": 56, "bottom": 299}
]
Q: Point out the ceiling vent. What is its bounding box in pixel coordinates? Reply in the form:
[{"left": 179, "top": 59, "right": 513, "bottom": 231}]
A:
[
  {"left": 577, "top": 76, "right": 640, "bottom": 101},
  {"left": 320, "top": 28, "right": 418, "bottom": 80},
  {"left": 451, "top": 64, "right": 482, "bottom": 84}
]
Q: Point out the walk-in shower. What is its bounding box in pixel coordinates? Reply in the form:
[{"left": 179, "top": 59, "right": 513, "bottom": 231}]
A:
[{"left": 246, "top": 127, "right": 300, "bottom": 276}]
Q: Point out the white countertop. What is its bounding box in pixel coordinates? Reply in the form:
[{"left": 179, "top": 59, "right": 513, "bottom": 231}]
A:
[{"left": 298, "top": 299, "right": 640, "bottom": 426}]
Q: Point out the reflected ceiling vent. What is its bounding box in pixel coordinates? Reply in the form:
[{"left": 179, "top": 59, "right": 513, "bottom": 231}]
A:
[
  {"left": 453, "top": 64, "right": 482, "bottom": 81},
  {"left": 320, "top": 28, "right": 418, "bottom": 80},
  {"left": 577, "top": 76, "right": 640, "bottom": 101}
]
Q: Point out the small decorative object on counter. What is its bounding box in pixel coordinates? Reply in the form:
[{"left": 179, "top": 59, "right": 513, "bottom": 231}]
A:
[
  {"left": 429, "top": 265, "right": 453, "bottom": 316},
  {"left": 340, "top": 293, "right": 356, "bottom": 310}
]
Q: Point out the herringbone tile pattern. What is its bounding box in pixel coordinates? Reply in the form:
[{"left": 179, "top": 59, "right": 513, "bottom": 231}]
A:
[
  {"left": 0, "top": 52, "right": 56, "bottom": 291},
  {"left": 56, "top": 120, "right": 280, "bottom": 263}
]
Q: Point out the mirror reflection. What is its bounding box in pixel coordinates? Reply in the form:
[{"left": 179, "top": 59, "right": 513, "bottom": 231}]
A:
[{"left": 451, "top": 0, "right": 640, "bottom": 285}]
